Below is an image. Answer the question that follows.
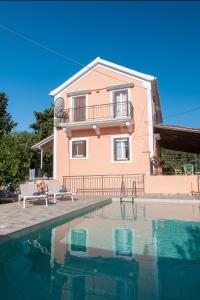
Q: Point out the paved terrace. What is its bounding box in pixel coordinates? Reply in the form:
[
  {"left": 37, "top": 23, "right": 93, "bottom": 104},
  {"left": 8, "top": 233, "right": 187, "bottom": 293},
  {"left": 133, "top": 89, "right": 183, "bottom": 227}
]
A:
[{"left": 0, "top": 197, "right": 110, "bottom": 237}]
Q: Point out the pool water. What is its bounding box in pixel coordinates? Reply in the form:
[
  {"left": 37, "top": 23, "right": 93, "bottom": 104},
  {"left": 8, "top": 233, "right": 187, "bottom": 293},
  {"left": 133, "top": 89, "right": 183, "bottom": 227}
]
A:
[{"left": 1, "top": 201, "right": 200, "bottom": 300}]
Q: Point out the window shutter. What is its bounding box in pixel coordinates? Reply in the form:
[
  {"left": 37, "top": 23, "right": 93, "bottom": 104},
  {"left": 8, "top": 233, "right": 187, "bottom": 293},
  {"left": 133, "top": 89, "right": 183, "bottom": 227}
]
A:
[
  {"left": 74, "top": 96, "right": 86, "bottom": 121},
  {"left": 114, "top": 139, "right": 117, "bottom": 161},
  {"left": 82, "top": 141, "right": 86, "bottom": 157},
  {"left": 126, "top": 138, "right": 130, "bottom": 160},
  {"left": 72, "top": 142, "right": 76, "bottom": 157}
]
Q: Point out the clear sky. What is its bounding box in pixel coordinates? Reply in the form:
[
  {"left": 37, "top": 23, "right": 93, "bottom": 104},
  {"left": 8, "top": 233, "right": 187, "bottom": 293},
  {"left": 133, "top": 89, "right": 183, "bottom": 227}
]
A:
[{"left": 0, "top": 1, "right": 200, "bottom": 131}]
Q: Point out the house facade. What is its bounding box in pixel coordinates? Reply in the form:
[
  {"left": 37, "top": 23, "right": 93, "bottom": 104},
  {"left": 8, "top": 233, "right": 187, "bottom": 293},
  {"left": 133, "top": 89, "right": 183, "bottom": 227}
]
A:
[{"left": 50, "top": 58, "right": 162, "bottom": 187}]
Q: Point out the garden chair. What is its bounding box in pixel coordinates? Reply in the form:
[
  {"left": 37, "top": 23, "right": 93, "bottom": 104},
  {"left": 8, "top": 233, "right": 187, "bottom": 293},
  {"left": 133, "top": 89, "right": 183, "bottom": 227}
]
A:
[
  {"left": 19, "top": 183, "right": 48, "bottom": 209},
  {"left": 175, "top": 168, "right": 182, "bottom": 175},
  {"left": 47, "top": 180, "right": 74, "bottom": 203},
  {"left": 183, "top": 163, "right": 194, "bottom": 175}
]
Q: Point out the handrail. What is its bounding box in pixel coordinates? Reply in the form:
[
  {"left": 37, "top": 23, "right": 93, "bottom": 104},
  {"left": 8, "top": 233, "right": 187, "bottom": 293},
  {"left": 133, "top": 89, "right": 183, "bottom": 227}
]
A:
[{"left": 64, "top": 101, "right": 132, "bottom": 110}]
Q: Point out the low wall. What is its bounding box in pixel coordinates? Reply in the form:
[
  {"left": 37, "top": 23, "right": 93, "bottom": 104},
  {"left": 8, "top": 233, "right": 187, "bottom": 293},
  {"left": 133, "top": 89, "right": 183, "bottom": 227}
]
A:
[{"left": 144, "top": 175, "right": 199, "bottom": 195}]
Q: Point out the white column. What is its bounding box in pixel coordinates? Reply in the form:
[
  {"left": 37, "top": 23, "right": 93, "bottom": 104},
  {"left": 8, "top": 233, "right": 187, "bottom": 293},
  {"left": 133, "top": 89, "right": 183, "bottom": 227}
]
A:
[{"left": 40, "top": 148, "right": 44, "bottom": 170}]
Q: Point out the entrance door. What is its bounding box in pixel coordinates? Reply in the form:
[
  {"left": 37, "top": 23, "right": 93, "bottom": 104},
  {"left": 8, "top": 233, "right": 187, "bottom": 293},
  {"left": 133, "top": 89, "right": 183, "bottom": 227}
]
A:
[{"left": 73, "top": 96, "right": 86, "bottom": 122}]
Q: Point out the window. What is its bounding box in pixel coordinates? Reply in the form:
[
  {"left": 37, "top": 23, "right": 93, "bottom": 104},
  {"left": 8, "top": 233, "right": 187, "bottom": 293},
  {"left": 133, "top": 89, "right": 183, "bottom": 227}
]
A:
[
  {"left": 70, "top": 229, "right": 87, "bottom": 252},
  {"left": 114, "top": 228, "right": 132, "bottom": 256},
  {"left": 113, "top": 89, "right": 128, "bottom": 117},
  {"left": 113, "top": 137, "right": 130, "bottom": 161},
  {"left": 72, "top": 140, "right": 86, "bottom": 158}
]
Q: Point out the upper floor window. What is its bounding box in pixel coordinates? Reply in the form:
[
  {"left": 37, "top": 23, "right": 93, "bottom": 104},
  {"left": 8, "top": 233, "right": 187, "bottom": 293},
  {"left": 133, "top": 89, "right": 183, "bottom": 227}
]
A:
[
  {"left": 113, "top": 137, "right": 130, "bottom": 161},
  {"left": 72, "top": 140, "right": 87, "bottom": 158},
  {"left": 113, "top": 89, "right": 129, "bottom": 117}
]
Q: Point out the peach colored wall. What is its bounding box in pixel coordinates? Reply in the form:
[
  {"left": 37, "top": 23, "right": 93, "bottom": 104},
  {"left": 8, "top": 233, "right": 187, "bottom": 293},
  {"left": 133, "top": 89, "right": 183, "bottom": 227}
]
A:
[
  {"left": 55, "top": 65, "right": 152, "bottom": 180},
  {"left": 144, "top": 175, "right": 199, "bottom": 194}
]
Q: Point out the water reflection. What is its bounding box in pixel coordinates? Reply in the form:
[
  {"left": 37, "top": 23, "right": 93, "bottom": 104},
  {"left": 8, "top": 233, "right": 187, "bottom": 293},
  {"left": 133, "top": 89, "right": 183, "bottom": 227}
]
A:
[{"left": 1, "top": 201, "right": 200, "bottom": 300}]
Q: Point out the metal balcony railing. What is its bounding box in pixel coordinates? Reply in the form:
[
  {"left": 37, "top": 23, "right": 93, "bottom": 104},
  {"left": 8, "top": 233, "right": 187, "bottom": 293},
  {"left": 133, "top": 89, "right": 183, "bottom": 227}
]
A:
[{"left": 57, "top": 101, "right": 133, "bottom": 124}]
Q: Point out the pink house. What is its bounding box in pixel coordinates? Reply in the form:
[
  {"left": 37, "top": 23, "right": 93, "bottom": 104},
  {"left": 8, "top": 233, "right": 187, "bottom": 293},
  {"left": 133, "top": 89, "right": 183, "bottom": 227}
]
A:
[{"left": 33, "top": 58, "right": 200, "bottom": 196}]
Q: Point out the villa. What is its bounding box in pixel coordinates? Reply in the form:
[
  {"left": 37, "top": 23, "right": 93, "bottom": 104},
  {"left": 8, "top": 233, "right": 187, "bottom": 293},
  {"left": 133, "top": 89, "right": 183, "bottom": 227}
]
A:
[{"left": 32, "top": 57, "right": 200, "bottom": 197}]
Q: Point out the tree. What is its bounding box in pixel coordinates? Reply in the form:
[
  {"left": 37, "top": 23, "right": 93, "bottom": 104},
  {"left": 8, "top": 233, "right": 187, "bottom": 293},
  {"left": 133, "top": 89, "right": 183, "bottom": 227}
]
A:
[
  {"left": 0, "top": 92, "right": 17, "bottom": 140},
  {"left": 29, "top": 105, "right": 54, "bottom": 141},
  {"left": 29, "top": 105, "right": 54, "bottom": 176},
  {"left": 0, "top": 132, "right": 33, "bottom": 191}
]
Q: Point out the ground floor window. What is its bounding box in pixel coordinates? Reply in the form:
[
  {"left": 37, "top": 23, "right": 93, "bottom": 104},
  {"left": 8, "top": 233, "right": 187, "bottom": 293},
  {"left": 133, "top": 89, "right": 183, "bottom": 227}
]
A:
[
  {"left": 113, "top": 137, "right": 130, "bottom": 161},
  {"left": 70, "top": 229, "right": 87, "bottom": 252},
  {"left": 71, "top": 140, "right": 87, "bottom": 158},
  {"left": 114, "top": 228, "right": 133, "bottom": 256}
]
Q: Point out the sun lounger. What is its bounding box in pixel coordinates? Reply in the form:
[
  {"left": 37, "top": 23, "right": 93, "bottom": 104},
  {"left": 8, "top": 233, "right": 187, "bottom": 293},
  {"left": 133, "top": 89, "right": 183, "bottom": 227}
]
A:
[
  {"left": 47, "top": 180, "right": 74, "bottom": 203},
  {"left": 19, "top": 183, "right": 48, "bottom": 208}
]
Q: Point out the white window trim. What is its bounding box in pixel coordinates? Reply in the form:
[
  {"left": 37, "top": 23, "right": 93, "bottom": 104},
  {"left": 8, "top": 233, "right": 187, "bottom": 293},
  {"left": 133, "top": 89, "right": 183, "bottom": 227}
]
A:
[
  {"left": 111, "top": 134, "right": 132, "bottom": 163},
  {"left": 70, "top": 94, "right": 89, "bottom": 122},
  {"left": 110, "top": 88, "right": 131, "bottom": 118},
  {"left": 70, "top": 137, "right": 89, "bottom": 160},
  {"left": 110, "top": 87, "right": 131, "bottom": 104}
]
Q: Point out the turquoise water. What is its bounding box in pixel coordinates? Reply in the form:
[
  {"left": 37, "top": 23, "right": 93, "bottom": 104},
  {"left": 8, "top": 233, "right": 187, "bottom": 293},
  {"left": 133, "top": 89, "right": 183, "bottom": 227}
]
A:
[{"left": 1, "top": 201, "right": 200, "bottom": 300}]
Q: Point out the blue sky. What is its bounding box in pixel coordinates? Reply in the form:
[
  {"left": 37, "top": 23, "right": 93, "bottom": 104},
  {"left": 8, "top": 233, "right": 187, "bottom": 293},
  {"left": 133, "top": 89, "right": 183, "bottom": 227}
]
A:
[{"left": 0, "top": 1, "right": 200, "bottom": 131}]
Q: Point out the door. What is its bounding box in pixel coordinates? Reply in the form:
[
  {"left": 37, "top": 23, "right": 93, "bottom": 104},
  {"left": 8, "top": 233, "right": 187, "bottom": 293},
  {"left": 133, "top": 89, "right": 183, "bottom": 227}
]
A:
[
  {"left": 113, "top": 90, "right": 128, "bottom": 117},
  {"left": 73, "top": 96, "right": 86, "bottom": 122}
]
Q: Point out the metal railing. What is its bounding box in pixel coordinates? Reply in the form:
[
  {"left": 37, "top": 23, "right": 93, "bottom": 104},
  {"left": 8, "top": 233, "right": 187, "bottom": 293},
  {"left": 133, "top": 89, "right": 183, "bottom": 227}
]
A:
[
  {"left": 58, "top": 101, "right": 133, "bottom": 123},
  {"left": 63, "top": 174, "right": 145, "bottom": 197},
  {"left": 151, "top": 155, "right": 200, "bottom": 175}
]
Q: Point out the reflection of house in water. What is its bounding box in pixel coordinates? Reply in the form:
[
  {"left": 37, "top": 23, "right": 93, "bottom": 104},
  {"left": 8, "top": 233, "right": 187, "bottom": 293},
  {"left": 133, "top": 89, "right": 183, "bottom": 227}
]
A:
[
  {"left": 50, "top": 202, "right": 200, "bottom": 300},
  {"left": 154, "top": 219, "right": 200, "bottom": 300},
  {"left": 50, "top": 202, "right": 154, "bottom": 300}
]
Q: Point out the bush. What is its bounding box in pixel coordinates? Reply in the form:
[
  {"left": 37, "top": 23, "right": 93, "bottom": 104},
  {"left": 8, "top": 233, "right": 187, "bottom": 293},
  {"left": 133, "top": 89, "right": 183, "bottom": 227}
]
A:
[{"left": 0, "top": 133, "right": 32, "bottom": 191}]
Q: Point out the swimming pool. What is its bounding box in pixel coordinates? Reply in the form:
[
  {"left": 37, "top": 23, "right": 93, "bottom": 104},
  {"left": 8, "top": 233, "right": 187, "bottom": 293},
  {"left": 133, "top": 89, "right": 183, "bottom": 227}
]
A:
[{"left": 1, "top": 200, "right": 200, "bottom": 300}]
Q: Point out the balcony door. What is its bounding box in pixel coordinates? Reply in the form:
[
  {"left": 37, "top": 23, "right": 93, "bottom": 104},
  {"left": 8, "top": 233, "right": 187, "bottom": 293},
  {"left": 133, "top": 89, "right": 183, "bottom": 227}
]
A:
[
  {"left": 113, "top": 90, "right": 128, "bottom": 118},
  {"left": 73, "top": 96, "right": 86, "bottom": 122}
]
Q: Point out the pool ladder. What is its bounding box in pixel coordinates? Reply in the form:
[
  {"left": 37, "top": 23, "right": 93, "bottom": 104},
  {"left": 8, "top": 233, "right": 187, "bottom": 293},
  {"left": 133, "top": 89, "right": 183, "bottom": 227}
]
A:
[
  {"left": 120, "top": 179, "right": 136, "bottom": 202},
  {"left": 27, "top": 239, "right": 50, "bottom": 256}
]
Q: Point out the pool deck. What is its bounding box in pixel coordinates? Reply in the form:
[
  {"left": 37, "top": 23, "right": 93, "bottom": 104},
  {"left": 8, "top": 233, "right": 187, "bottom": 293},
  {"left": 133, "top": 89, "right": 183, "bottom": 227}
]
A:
[{"left": 0, "top": 196, "right": 110, "bottom": 237}]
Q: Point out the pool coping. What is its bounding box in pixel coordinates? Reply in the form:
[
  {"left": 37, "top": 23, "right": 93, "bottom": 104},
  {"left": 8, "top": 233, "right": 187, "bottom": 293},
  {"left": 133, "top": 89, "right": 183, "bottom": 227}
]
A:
[
  {"left": 0, "top": 198, "right": 112, "bottom": 244},
  {"left": 112, "top": 198, "right": 200, "bottom": 204}
]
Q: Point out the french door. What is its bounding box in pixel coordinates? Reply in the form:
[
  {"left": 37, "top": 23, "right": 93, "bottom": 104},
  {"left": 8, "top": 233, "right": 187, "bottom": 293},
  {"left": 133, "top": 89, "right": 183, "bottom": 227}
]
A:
[
  {"left": 113, "top": 90, "right": 128, "bottom": 117},
  {"left": 73, "top": 96, "right": 86, "bottom": 122}
]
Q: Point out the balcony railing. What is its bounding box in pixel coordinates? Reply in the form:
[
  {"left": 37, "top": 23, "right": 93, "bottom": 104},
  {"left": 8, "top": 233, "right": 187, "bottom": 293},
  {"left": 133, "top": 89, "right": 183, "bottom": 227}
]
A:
[{"left": 56, "top": 101, "right": 133, "bottom": 124}]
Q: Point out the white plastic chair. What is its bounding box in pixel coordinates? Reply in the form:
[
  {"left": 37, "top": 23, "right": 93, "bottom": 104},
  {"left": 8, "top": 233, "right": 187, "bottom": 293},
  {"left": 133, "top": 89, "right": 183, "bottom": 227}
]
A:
[
  {"left": 47, "top": 180, "right": 74, "bottom": 203},
  {"left": 19, "top": 183, "right": 48, "bottom": 208}
]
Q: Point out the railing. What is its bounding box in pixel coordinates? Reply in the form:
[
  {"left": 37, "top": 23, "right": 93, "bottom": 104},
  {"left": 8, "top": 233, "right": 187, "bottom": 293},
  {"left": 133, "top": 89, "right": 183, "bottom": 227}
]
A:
[
  {"left": 57, "top": 101, "right": 133, "bottom": 123},
  {"left": 151, "top": 155, "right": 200, "bottom": 175},
  {"left": 63, "top": 174, "right": 145, "bottom": 197}
]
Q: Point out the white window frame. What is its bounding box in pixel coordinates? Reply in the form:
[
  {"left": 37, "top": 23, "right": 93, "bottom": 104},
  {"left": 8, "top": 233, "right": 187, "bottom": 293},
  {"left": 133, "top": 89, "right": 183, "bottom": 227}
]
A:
[
  {"left": 70, "top": 94, "right": 89, "bottom": 122},
  {"left": 110, "top": 88, "right": 131, "bottom": 118},
  {"left": 70, "top": 137, "right": 89, "bottom": 160},
  {"left": 111, "top": 134, "right": 132, "bottom": 163}
]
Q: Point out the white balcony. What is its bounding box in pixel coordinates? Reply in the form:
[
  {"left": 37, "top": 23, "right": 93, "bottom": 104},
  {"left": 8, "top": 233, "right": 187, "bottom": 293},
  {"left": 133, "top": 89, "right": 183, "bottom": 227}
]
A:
[{"left": 54, "top": 101, "right": 134, "bottom": 136}]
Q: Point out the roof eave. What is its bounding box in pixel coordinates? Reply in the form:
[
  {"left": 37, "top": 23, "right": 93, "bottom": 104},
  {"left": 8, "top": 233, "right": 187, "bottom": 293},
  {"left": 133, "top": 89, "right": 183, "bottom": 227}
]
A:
[{"left": 49, "top": 57, "right": 155, "bottom": 97}]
